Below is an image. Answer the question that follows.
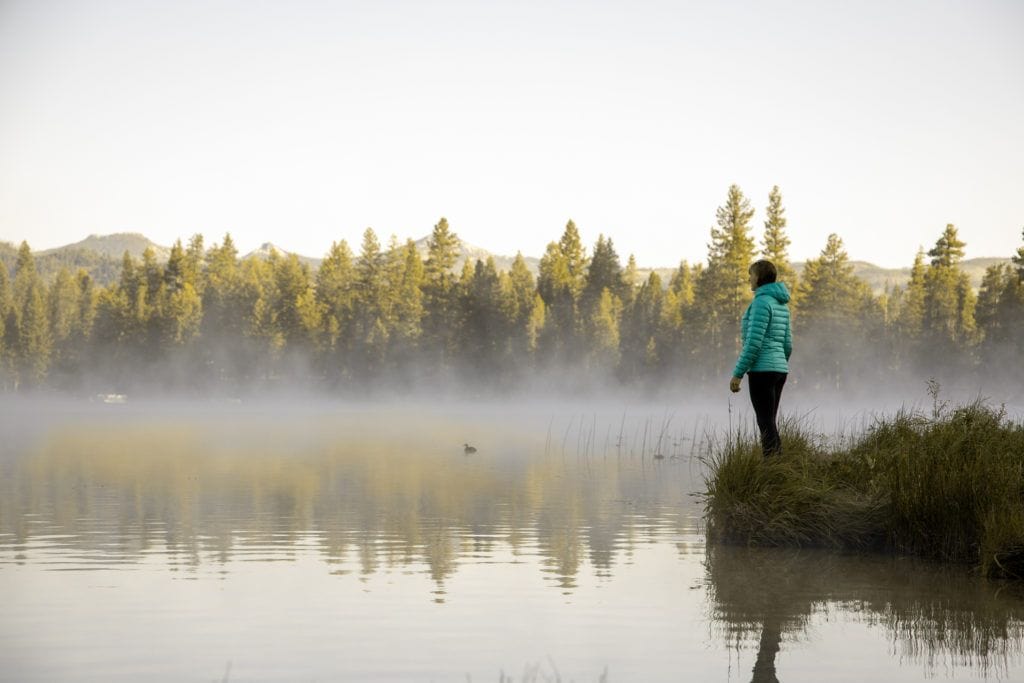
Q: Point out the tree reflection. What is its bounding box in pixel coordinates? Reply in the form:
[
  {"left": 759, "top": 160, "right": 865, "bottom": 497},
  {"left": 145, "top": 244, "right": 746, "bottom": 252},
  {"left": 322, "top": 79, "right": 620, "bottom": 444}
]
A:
[
  {"left": 706, "top": 545, "right": 1024, "bottom": 681},
  {"left": 0, "top": 419, "right": 691, "bottom": 592},
  {"left": 4, "top": 418, "right": 1023, "bottom": 680}
]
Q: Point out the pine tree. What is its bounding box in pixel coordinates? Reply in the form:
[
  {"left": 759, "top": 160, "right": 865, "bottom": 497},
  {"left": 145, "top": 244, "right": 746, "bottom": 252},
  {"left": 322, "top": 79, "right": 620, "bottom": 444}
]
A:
[
  {"left": 238, "top": 255, "right": 280, "bottom": 380},
  {"left": 386, "top": 238, "right": 425, "bottom": 369},
  {"left": 123, "top": 247, "right": 158, "bottom": 361},
  {"left": 994, "top": 266, "right": 1024, "bottom": 359},
  {"left": 797, "top": 235, "right": 866, "bottom": 320},
  {"left": 622, "top": 255, "right": 638, "bottom": 308},
  {"left": 537, "top": 220, "right": 589, "bottom": 360},
  {"left": 271, "top": 251, "right": 320, "bottom": 353},
  {"left": 898, "top": 249, "right": 927, "bottom": 341},
  {"left": 460, "top": 258, "right": 505, "bottom": 375},
  {"left": 669, "top": 261, "right": 695, "bottom": 304},
  {"left": 503, "top": 253, "right": 540, "bottom": 363},
  {"left": 922, "top": 224, "right": 976, "bottom": 349},
  {"left": 164, "top": 281, "right": 203, "bottom": 347},
  {"left": 976, "top": 233, "right": 1024, "bottom": 386},
  {"left": 352, "top": 228, "right": 388, "bottom": 375},
  {"left": 164, "top": 240, "right": 186, "bottom": 293},
  {"left": 11, "top": 244, "right": 52, "bottom": 387},
  {"left": 558, "top": 220, "right": 587, "bottom": 299},
  {"left": 582, "top": 235, "right": 625, "bottom": 308},
  {"left": 18, "top": 278, "right": 51, "bottom": 387},
  {"left": 691, "top": 185, "right": 757, "bottom": 376},
  {"left": 927, "top": 224, "right": 966, "bottom": 267},
  {"left": 1013, "top": 227, "right": 1024, "bottom": 281},
  {"left": 1007, "top": 229, "right": 1024, "bottom": 340},
  {"left": 422, "top": 217, "right": 460, "bottom": 368},
  {"left": 12, "top": 241, "right": 36, "bottom": 307},
  {"left": 657, "top": 260, "right": 696, "bottom": 372},
  {"left": 48, "top": 268, "right": 81, "bottom": 377},
  {"left": 31, "top": 266, "right": 90, "bottom": 388},
  {"left": 620, "top": 272, "right": 664, "bottom": 379},
  {"left": 955, "top": 271, "right": 978, "bottom": 346},
  {"left": 0, "top": 261, "right": 11, "bottom": 388},
  {"left": 140, "top": 247, "right": 161, "bottom": 302},
  {"left": 0, "top": 261, "right": 9, "bottom": 319},
  {"left": 74, "top": 270, "right": 97, "bottom": 367},
  {"left": 184, "top": 234, "right": 206, "bottom": 294},
  {"left": 711, "top": 185, "right": 757, "bottom": 314},
  {"left": 581, "top": 235, "right": 625, "bottom": 366},
  {"left": 91, "top": 253, "right": 139, "bottom": 377},
  {"left": 527, "top": 294, "right": 546, "bottom": 359},
  {"left": 205, "top": 234, "right": 240, "bottom": 306},
  {"left": 761, "top": 185, "right": 797, "bottom": 296},
  {"left": 589, "top": 288, "right": 622, "bottom": 370},
  {"left": 796, "top": 234, "right": 874, "bottom": 388},
  {"left": 202, "top": 234, "right": 243, "bottom": 339},
  {"left": 315, "top": 240, "right": 356, "bottom": 378},
  {"left": 197, "top": 234, "right": 248, "bottom": 383},
  {"left": 975, "top": 263, "right": 1009, "bottom": 341},
  {"left": 138, "top": 240, "right": 201, "bottom": 355},
  {"left": 537, "top": 242, "right": 566, "bottom": 359},
  {"left": 118, "top": 251, "right": 138, "bottom": 301}
]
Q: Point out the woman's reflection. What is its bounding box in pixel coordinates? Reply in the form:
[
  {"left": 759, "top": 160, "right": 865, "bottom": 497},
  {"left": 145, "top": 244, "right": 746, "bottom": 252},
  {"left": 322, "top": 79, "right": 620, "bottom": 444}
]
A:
[
  {"left": 751, "top": 617, "right": 781, "bottom": 682},
  {"left": 706, "top": 544, "right": 1024, "bottom": 683}
]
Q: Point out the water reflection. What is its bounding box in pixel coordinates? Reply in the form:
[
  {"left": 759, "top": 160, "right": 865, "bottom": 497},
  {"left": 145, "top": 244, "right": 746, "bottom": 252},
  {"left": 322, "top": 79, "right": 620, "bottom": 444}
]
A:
[
  {"left": 0, "top": 416, "right": 696, "bottom": 592},
  {"left": 1, "top": 413, "right": 1023, "bottom": 681},
  {"left": 708, "top": 545, "right": 1024, "bottom": 681}
]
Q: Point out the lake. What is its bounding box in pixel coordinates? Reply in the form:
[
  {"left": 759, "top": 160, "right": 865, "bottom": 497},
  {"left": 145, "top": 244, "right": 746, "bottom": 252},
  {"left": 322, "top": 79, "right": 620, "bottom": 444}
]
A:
[{"left": 1, "top": 399, "right": 1022, "bottom": 682}]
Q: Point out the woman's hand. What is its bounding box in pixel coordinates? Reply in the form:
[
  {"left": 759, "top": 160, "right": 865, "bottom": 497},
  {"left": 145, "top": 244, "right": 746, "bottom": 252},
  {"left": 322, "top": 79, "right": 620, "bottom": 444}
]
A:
[{"left": 730, "top": 376, "right": 742, "bottom": 393}]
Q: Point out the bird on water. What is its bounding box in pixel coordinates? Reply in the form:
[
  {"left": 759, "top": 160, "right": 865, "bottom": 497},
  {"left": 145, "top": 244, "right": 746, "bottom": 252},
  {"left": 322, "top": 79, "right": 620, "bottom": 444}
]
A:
[{"left": 463, "top": 443, "right": 477, "bottom": 454}]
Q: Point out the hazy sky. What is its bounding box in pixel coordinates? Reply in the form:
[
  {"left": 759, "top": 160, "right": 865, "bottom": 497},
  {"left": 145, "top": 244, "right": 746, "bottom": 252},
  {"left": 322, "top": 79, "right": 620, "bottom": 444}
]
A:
[{"left": 1, "top": 0, "right": 1021, "bottom": 267}]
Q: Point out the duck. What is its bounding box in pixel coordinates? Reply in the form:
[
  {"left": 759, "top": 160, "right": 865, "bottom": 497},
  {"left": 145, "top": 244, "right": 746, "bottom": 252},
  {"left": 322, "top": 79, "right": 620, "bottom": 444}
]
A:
[{"left": 463, "top": 443, "right": 478, "bottom": 454}]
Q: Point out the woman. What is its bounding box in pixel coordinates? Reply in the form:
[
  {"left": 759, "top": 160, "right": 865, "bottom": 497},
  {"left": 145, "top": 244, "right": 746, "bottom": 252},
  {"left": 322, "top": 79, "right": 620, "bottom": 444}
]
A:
[{"left": 729, "top": 260, "right": 792, "bottom": 457}]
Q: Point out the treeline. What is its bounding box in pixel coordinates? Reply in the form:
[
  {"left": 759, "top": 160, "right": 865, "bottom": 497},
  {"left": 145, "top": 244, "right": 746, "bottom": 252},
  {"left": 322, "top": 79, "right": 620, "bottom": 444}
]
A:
[
  {"left": 0, "top": 242, "right": 124, "bottom": 287},
  {"left": 1, "top": 185, "right": 1022, "bottom": 394}
]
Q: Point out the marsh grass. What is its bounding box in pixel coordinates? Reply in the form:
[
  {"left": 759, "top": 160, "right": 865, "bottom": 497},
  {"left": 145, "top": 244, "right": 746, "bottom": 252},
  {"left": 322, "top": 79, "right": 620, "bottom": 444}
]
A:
[{"left": 704, "top": 401, "right": 1024, "bottom": 578}]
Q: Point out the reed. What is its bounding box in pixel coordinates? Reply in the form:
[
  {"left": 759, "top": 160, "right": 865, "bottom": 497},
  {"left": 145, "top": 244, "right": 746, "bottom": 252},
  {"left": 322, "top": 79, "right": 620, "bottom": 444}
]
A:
[{"left": 703, "top": 400, "right": 1024, "bottom": 578}]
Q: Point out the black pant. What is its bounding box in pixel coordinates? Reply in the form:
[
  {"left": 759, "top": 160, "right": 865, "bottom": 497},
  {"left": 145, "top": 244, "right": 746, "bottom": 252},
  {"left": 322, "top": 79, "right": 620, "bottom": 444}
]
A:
[{"left": 748, "top": 371, "right": 787, "bottom": 457}]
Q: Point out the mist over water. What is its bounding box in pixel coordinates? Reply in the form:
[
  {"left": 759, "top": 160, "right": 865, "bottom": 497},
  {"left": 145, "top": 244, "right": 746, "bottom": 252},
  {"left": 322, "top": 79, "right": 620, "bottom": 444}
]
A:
[{"left": 1, "top": 397, "right": 1022, "bottom": 681}]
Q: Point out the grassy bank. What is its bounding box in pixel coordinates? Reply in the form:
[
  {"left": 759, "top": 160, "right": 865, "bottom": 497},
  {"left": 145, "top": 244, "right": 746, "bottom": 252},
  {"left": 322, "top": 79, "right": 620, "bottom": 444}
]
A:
[{"left": 703, "top": 400, "right": 1024, "bottom": 578}]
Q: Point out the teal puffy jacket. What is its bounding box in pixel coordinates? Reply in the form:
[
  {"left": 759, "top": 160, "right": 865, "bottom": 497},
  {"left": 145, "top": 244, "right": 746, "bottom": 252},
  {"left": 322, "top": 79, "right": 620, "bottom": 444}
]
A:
[{"left": 732, "top": 282, "right": 793, "bottom": 378}]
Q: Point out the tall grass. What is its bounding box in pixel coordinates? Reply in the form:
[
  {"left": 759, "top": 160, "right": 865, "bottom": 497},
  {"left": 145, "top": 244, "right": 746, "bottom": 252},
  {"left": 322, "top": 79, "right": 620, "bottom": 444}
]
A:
[{"left": 703, "top": 400, "right": 1024, "bottom": 578}]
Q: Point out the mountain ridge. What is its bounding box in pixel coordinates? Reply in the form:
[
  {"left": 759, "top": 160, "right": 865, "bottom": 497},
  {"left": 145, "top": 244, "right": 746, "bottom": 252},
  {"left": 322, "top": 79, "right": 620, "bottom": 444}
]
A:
[{"left": 36, "top": 232, "right": 173, "bottom": 261}]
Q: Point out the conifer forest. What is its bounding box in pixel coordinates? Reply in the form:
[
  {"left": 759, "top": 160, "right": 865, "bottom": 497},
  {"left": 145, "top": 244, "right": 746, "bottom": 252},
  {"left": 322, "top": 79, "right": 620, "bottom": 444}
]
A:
[{"left": 2, "top": 185, "right": 1022, "bottom": 395}]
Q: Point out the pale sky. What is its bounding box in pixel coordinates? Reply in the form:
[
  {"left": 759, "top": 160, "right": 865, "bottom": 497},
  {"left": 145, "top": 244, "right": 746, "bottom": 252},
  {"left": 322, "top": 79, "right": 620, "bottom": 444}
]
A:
[{"left": 1, "top": 0, "right": 1021, "bottom": 267}]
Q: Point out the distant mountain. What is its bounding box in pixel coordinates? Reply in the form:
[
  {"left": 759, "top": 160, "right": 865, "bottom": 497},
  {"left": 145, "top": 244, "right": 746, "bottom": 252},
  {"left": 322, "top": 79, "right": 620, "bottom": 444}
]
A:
[
  {"left": 242, "top": 242, "right": 322, "bottom": 270},
  {"left": 793, "top": 258, "right": 1006, "bottom": 293},
  {"left": 0, "top": 233, "right": 173, "bottom": 286},
  {"left": 38, "top": 233, "right": 172, "bottom": 261}
]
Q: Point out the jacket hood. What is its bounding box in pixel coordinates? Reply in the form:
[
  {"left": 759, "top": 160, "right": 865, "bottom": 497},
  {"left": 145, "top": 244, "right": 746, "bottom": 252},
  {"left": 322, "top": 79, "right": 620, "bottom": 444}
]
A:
[{"left": 755, "top": 281, "right": 791, "bottom": 304}]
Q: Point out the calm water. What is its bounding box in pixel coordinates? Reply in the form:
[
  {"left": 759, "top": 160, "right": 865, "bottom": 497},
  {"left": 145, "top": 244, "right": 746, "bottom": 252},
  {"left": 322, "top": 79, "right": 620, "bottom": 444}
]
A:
[{"left": 1, "top": 400, "right": 1022, "bottom": 682}]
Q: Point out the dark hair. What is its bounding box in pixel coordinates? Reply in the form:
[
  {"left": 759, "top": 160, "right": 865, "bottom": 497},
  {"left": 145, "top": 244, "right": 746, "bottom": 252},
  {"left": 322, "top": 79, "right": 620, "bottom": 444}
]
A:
[{"left": 749, "top": 260, "right": 778, "bottom": 287}]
